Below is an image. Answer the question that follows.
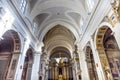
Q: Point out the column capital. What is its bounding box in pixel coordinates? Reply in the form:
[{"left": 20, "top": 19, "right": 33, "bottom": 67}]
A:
[
  {"left": 33, "top": 49, "right": 41, "bottom": 54},
  {"left": 35, "top": 41, "right": 44, "bottom": 52}
]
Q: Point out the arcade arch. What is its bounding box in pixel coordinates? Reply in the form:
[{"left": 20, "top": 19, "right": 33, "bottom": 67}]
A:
[
  {"left": 39, "top": 24, "right": 80, "bottom": 80},
  {"left": 96, "top": 26, "right": 120, "bottom": 80},
  {"left": 22, "top": 48, "right": 33, "bottom": 80},
  {"left": 85, "top": 46, "right": 98, "bottom": 80},
  {"left": 0, "top": 30, "right": 21, "bottom": 80}
]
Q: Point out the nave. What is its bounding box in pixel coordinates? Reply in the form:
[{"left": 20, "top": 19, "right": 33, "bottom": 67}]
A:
[{"left": 0, "top": 0, "right": 120, "bottom": 80}]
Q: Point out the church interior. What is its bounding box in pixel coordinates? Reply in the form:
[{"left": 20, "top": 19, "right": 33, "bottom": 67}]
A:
[{"left": 0, "top": 0, "right": 120, "bottom": 80}]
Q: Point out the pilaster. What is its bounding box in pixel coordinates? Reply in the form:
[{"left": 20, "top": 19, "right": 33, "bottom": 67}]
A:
[
  {"left": 31, "top": 51, "right": 41, "bottom": 80},
  {"left": 14, "top": 38, "right": 30, "bottom": 80},
  {"left": 77, "top": 47, "right": 90, "bottom": 80}
]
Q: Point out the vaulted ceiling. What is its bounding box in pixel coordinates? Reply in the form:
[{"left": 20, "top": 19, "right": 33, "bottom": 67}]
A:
[
  {"left": 1, "top": 0, "right": 96, "bottom": 56},
  {"left": 43, "top": 25, "right": 75, "bottom": 54},
  {"left": 24, "top": 0, "right": 96, "bottom": 56},
  {"left": 27, "top": 0, "right": 90, "bottom": 42}
]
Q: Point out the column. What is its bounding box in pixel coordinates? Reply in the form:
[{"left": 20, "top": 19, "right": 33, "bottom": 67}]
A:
[
  {"left": 90, "top": 36, "right": 106, "bottom": 80},
  {"left": 44, "top": 61, "right": 50, "bottom": 80},
  {"left": 25, "top": 62, "right": 33, "bottom": 80},
  {"left": 78, "top": 50, "right": 90, "bottom": 80},
  {"left": 31, "top": 52, "right": 41, "bottom": 80},
  {"left": 63, "top": 66, "right": 66, "bottom": 79},
  {"left": 72, "top": 65, "right": 76, "bottom": 80},
  {"left": 74, "top": 59, "right": 79, "bottom": 80},
  {"left": 14, "top": 38, "right": 30, "bottom": 80},
  {"left": 76, "top": 44, "right": 82, "bottom": 80}
]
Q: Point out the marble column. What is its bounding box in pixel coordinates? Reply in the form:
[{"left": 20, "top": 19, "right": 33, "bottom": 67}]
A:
[
  {"left": 31, "top": 52, "right": 41, "bottom": 80},
  {"left": 90, "top": 36, "right": 106, "bottom": 80}
]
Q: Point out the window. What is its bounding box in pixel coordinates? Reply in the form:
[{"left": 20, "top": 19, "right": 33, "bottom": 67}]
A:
[{"left": 20, "top": 0, "right": 27, "bottom": 13}]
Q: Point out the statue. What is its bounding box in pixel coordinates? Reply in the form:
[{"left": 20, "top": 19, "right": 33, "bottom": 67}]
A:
[
  {"left": 106, "top": 70, "right": 112, "bottom": 80},
  {"left": 59, "top": 58, "right": 64, "bottom": 67},
  {"left": 104, "top": 66, "right": 113, "bottom": 80},
  {"left": 59, "top": 58, "right": 64, "bottom": 64}
]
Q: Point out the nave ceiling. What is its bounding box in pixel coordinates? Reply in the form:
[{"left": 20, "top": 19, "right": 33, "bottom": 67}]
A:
[
  {"left": 22, "top": 0, "right": 92, "bottom": 56},
  {"left": 26, "top": 0, "right": 89, "bottom": 43},
  {"left": 6, "top": 0, "right": 96, "bottom": 57}
]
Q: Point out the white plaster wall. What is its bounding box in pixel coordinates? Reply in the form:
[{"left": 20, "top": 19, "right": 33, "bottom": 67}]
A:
[{"left": 113, "top": 23, "right": 120, "bottom": 49}]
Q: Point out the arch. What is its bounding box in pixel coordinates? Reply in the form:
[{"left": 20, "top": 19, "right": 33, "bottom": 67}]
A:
[
  {"left": 22, "top": 48, "right": 33, "bottom": 80},
  {"left": 48, "top": 46, "right": 74, "bottom": 80},
  {"left": 50, "top": 47, "right": 71, "bottom": 59},
  {"left": 0, "top": 30, "right": 21, "bottom": 80},
  {"left": 85, "top": 45, "right": 99, "bottom": 80},
  {"left": 39, "top": 21, "right": 80, "bottom": 42},
  {"left": 1, "top": 30, "right": 21, "bottom": 53},
  {"left": 94, "top": 22, "right": 120, "bottom": 79},
  {"left": 94, "top": 22, "right": 113, "bottom": 50},
  {"left": 42, "top": 24, "right": 76, "bottom": 58},
  {"left": 94, "top": 25, "right": 111, "bottom": 79},
  {"left": 26, "top": 48, "right": 33, "bottom": 62},
  {"left": 46, "top": 40, "right": 73, "bottom": 56}
]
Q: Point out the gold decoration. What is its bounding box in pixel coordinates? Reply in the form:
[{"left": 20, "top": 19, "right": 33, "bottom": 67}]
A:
[
  {"left": 111, "top": 0, "right": 119, "bottom": 11},
  {"left": 59, "top": 58, "right": 64, "bottom": 64},
  {"left": 117, "top": 4, "right": 120, "bottom": 19},
  {"left": 104, "top": 66, "right": 113, "bottom": 80},
  {"left": 100, "top": 57, "right": 108, "bottom": 66},
  {"left": 75, "top": 57, "right": 79, "bottom": 61},
  {"left": 109, "top": 12, "right": 119, "bottom": 27},
  {"left": 110, "top": 0, "right": 120, "bottom": 26},
  {"left": 58, "top": 75, "right": 63, "bottom": 80}
]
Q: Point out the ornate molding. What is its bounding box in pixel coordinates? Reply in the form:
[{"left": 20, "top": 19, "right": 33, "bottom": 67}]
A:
[
  {"left": 109, "top": 12, "right": 119, "bottom": 26},
  {"left": 110, "top": 0, "right": 120, "bottom": 26}
]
